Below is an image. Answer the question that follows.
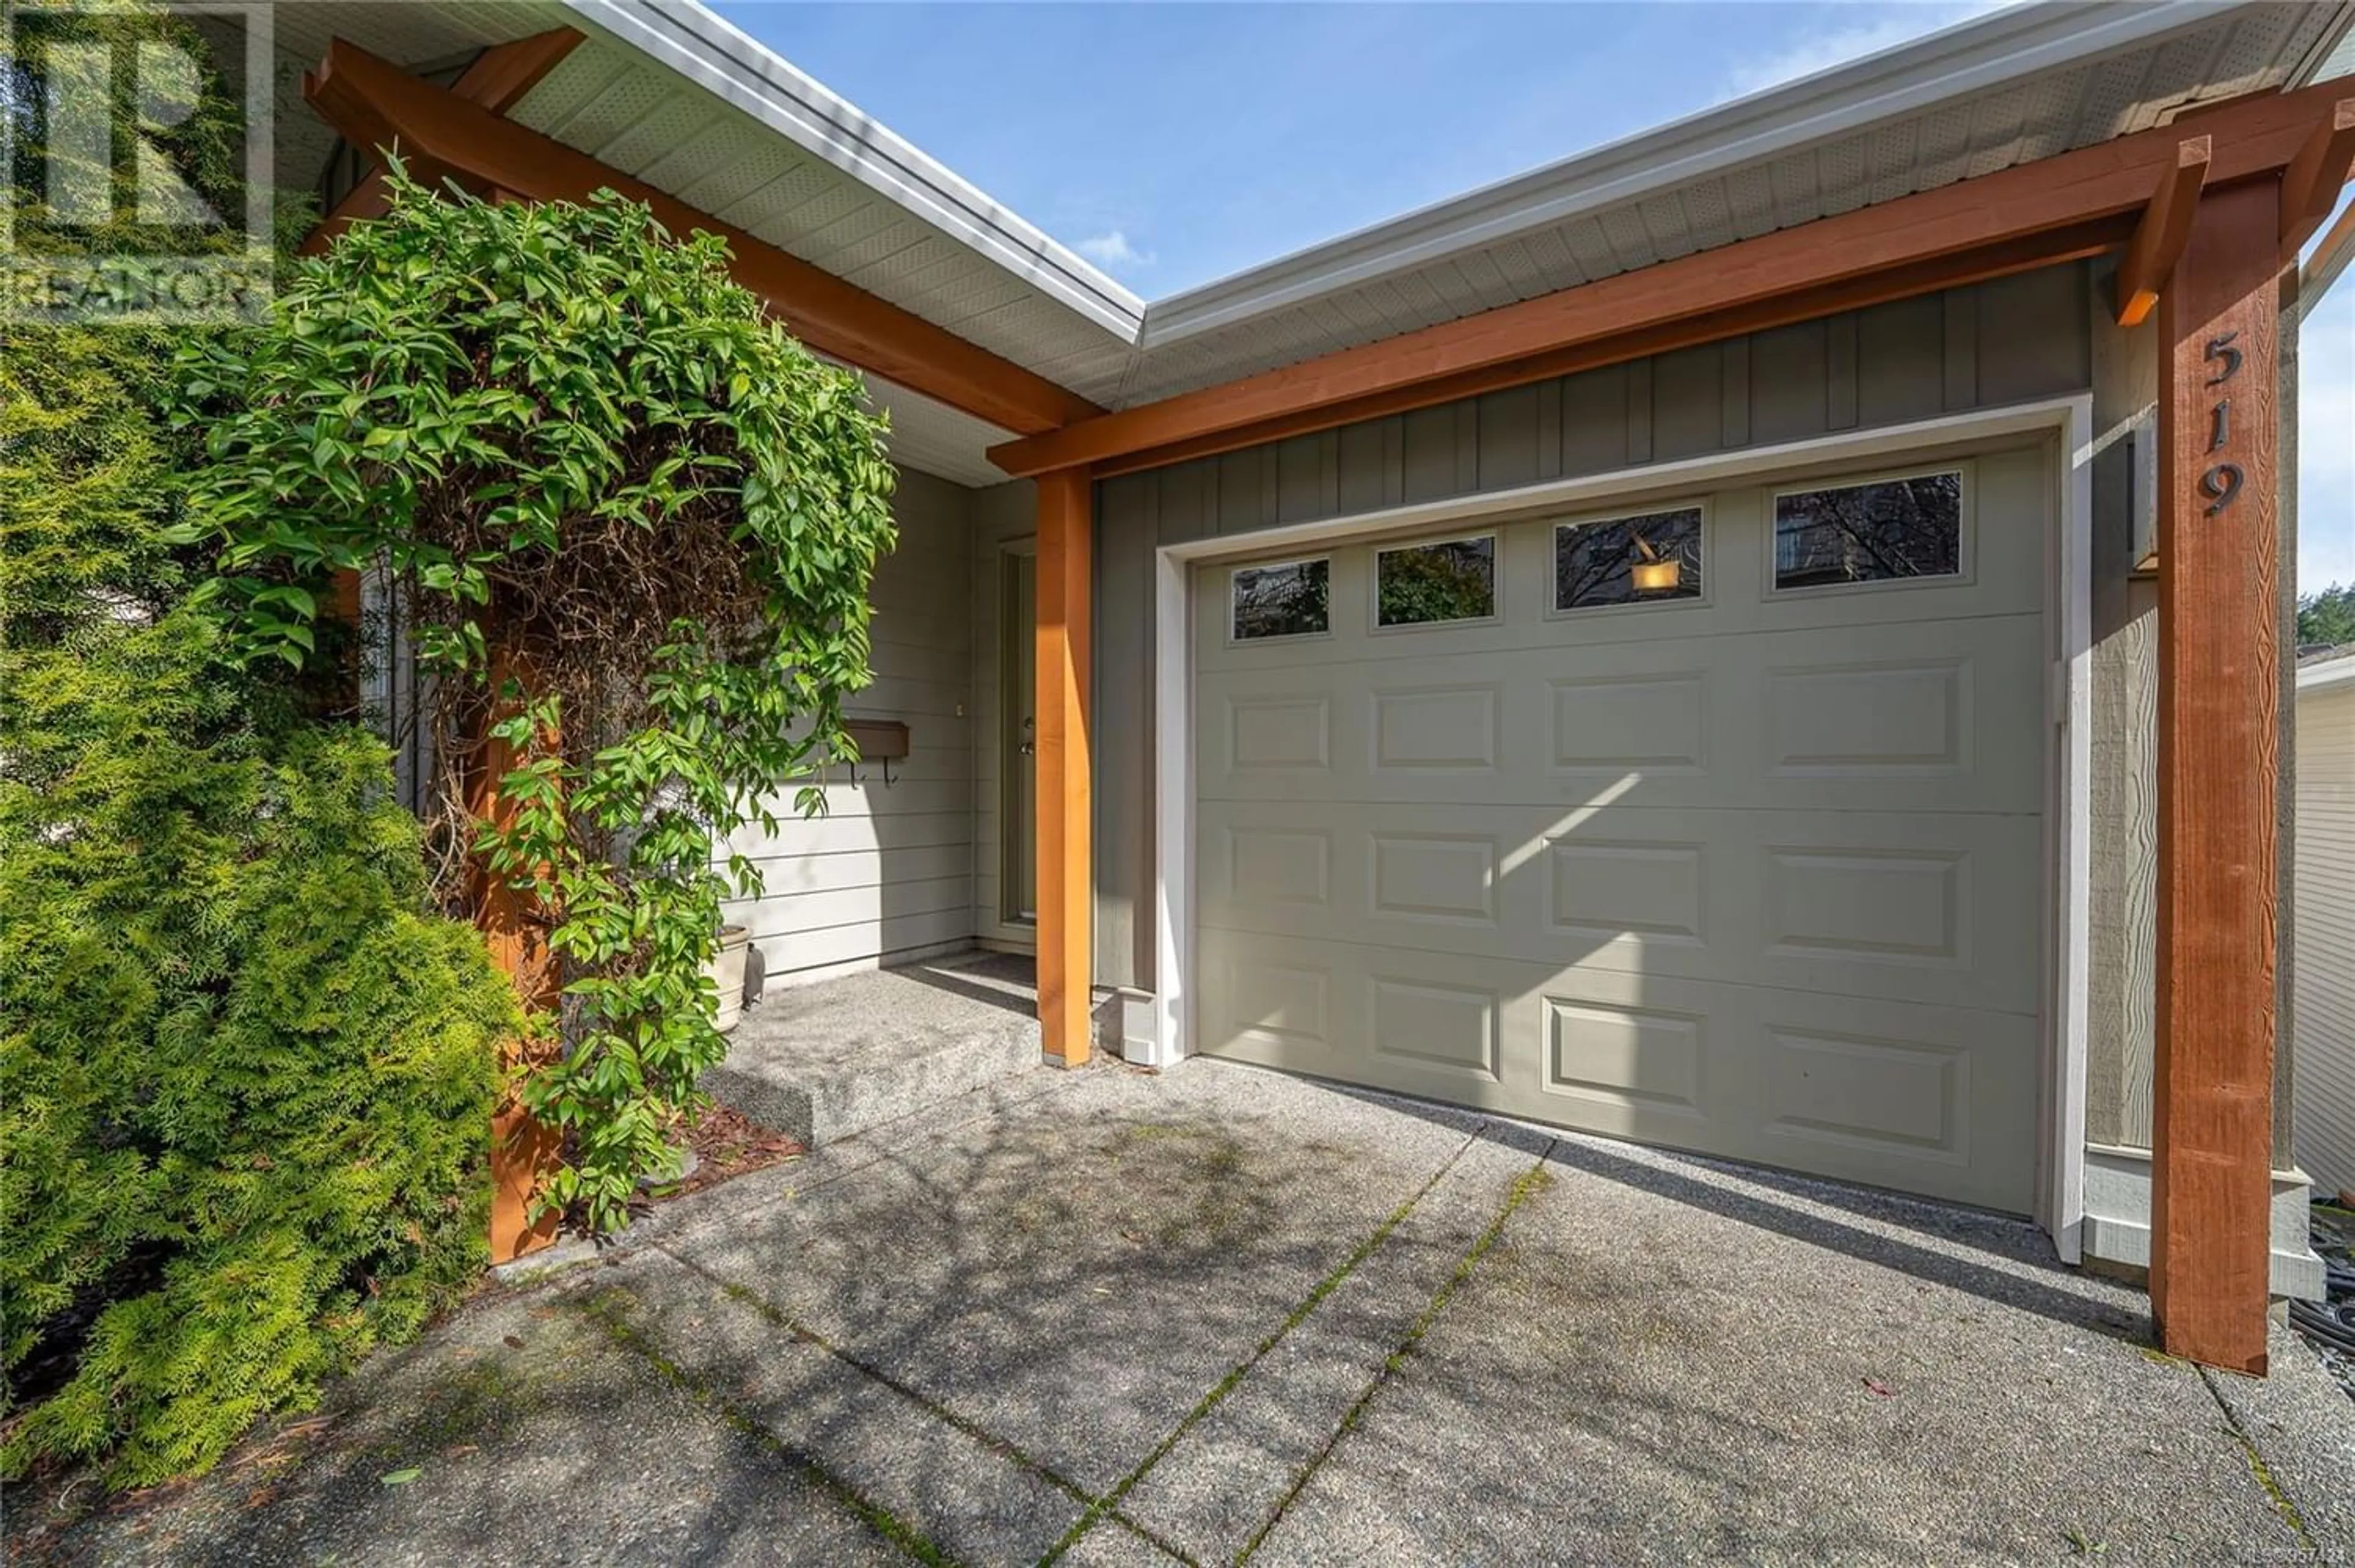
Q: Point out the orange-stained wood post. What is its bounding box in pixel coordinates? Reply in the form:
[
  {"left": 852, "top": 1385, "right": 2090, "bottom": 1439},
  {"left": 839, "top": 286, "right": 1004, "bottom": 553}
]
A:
[
  {"left": 328, "top": 567, "right": 366, "bottom": 703},
  {"left": 2151, "top": 177, "right": 2283, "bottom": 1375},
  {"left": 1035, "top": 468, "right": 1093, "bottom": 1066},
  {"left": 470, "top": 659, "right": 564, "bottom": 1263}
]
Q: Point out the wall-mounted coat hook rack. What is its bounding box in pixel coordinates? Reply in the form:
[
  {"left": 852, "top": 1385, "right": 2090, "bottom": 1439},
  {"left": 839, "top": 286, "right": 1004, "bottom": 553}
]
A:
[{"left": 841, "top": 718, "right": 911, "bottom": 787}]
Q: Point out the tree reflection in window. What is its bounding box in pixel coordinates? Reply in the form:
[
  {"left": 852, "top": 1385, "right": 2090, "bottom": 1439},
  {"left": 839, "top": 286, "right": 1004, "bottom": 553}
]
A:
[
  {"left": 1231, "top": 557, "right": 1330, "bottom": 640},
  {"left": 1774, "top": 471, "right": 1962, "bottom": 589},
  {"left": 1554, "top": 508, "right": 1703, "bottom": 611},
  {"left": 1376, "top": 535, "right": 1495, "bottom": 627}
]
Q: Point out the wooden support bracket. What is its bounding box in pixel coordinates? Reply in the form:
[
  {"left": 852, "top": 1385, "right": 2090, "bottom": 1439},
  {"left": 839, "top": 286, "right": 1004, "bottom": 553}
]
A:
[
  {"left": 2115, "top": 136, "right": 2210, "bottom": 327},
  {"left": 300, "top": 28, "right": 584, "bottom": 256},
  {"left": 2280, "top": 96, "right": 2355, "bottom": 255}
]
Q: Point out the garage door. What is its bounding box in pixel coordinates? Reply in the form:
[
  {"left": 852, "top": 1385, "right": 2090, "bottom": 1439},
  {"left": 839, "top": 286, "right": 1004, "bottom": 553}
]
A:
[{"left": 1192, "top": 443, "right": 2051, "bottom": 1212}]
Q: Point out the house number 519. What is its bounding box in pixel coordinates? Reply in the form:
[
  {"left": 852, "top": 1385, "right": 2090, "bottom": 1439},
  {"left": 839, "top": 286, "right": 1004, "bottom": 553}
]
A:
[{"left": 2200, "top": 331, "right": 2243, "bottom": 517}]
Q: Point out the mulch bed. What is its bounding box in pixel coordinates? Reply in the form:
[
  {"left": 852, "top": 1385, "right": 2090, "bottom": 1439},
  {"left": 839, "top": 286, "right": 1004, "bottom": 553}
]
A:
[{"left": 648, "top": 1101, "right": 805, "bottom": 1201}]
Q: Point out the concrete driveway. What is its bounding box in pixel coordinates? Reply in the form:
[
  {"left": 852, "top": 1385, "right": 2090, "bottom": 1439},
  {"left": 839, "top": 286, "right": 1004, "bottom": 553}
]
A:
[{"left": 21, "top": 1056, "right": 2354, "bottom": 1567}]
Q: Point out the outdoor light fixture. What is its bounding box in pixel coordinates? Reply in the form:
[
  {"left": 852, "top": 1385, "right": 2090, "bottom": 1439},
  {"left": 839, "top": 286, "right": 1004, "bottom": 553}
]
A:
[{"left": 1629, "top": 535, "right": 1681, "bottom": 593}]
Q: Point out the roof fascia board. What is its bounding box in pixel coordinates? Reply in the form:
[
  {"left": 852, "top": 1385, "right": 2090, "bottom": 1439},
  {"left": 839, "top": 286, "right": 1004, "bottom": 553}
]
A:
[
  {"left": 1137, "top": 0, "right": 2257, "bottom": 349},
  {"left": 556, "top": 0, "right": 1147, "bottom": 342},
  {"left": 2299, "top": 652, "right": 2355, "bottom": 692}
]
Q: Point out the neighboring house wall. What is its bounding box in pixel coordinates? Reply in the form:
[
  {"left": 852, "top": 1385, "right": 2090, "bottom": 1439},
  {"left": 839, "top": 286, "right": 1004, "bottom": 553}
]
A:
[
  {"left": 2296, "top": 664, "right": 2355, "bottom": 1200},
  {"left": 1089, "top": 262, "right": 2094, "bottom": 994},
  {"left": 724, "top": 467, "right": 979, "bottom": 985}
]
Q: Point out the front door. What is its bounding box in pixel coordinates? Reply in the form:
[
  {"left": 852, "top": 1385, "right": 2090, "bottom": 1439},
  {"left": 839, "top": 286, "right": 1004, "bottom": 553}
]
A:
[{"left": 1005, "top": 548, "right": 1038, "bottom": 922}]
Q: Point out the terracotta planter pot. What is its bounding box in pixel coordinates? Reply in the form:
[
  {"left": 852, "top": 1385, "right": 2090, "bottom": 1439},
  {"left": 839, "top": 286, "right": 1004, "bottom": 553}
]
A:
[{"left": 709, "top": 924, "right": 751, "bottom": 1033}]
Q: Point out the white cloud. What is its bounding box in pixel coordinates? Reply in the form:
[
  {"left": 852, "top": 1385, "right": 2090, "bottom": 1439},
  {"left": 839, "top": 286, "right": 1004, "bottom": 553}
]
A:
[
  {"left": 1723, "top": 2, "right": 2012, "bottom": 102},
  {"left": 1075, "top": 229, "right": 1155, "bottom": 269}
]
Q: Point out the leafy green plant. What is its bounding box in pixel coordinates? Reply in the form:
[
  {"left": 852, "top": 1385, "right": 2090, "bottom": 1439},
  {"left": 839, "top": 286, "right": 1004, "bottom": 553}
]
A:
[
  {"left": 188, "top": 168, "right": 898, "bottom": 1231},
  {"left": 0, "top": 322, "right": 515, "bottom": 1489}
]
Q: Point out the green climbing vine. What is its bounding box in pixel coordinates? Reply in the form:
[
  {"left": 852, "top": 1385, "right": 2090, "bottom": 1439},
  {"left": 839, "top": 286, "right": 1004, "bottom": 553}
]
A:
[{"left": 189, "top": 167, "right": 899, "bottom": 1231}]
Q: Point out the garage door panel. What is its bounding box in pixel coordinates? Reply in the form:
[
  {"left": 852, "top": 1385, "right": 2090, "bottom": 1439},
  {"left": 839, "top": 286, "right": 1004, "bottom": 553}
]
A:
[
  {"left": 1747, "top": 987, "right": 2038, "bottom": 1211},
  {"left": 1195, "top": 929, "right": 2039, "bottom": 1212},
  {"left": 1197, "top": 614, "right": 2042, "bottom": 815},
  {"left": 1198, "top": 800, "right": 2042, "bottom": 1012},
  {"left": 1192, "top": 440, "right": 2053, "bottom": 1215},
  {"left": 1198, "top": 931, "right": 1515, "bottom": 1115},
  {"left": 1535, "top": 965, "right": 2037, "bottom": 1212}
]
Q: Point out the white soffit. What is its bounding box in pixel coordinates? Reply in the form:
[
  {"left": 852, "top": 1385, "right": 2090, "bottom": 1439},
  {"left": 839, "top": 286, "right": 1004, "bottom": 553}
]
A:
[
  {"left": 268, "top": 1, "right": 572, "bottom": 203},
  {"left": 1120, "top": 0, "right": 2355, "bottom": 405},
  {"left": 272, "top": 1, "right": 1141, "bottom": 406},
  {"left": 2300, "top": 651, "right": 2355, "bottom": 694},
  {"left": 532, "top": 0, "right": 1142, "bottom": 404},
  {"left": 848, "top": 372, "right": 1019, "bottom": 491}
]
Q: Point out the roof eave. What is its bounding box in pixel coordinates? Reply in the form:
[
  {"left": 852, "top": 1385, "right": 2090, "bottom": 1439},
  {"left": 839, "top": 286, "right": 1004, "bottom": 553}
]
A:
[
  {"left": 2300, "top": 651, "right": 2355, "bottom": 692},
  {"left": 1135, "top": 0, "right": 2267, "bottom": 350},
  {"left": 559, "top": 0, "right": 1149, "bottom": 343}
]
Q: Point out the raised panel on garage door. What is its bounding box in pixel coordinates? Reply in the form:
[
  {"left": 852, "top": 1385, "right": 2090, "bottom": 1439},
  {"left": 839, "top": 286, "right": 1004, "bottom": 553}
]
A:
[
  {"left": 1198, "top": 800, "right": 2042, "bottom": 1014},
  {"left": 1196, "top": 615, "right": 2042, "bottom": 815},
  {"left": 1193, "top": 440, "right": 2051, "bottom": 1214}
]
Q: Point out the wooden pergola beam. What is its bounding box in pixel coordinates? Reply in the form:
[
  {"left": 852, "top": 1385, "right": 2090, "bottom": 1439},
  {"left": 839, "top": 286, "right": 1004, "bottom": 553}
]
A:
[
  {"left": 989, "top": 78, "right": 2355, "bottom": 480},
  {"left": 1033, "top": 470, "right": 1093, "bottom": 1066},
  {"left": 2279, "top": 96, "right": 2355, "bottom": 254},
  {"left": 300, "top": 28, "right": 585, "bottom": 257},
  {"left": 2113, "top": 136, "right": 2210, "bottom": 328},
  {"left": 303, "top": 38, "right": 1101, "bottom": 435},
  {"left": 2300, "top": 192, "right": 2355, "bottom": 307},
  {"left": 1095, "top": 216, "right": 2129, "bottom": 480},
  {"left": 2151, "top": 178, "right": 2282, "bottom": 1375}
]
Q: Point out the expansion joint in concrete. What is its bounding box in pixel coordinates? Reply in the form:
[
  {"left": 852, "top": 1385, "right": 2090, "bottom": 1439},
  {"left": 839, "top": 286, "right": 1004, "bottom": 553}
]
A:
[
  {"left": 1236, "top": 1141, "right": 1559, "bottom": 1564},
  {"left": 1036, "top": 1128, "right": 1485, "bottom": 1567},
  {"left": 578, "top": 1290, "right": 959, "bottom": 1567},
  {"left": 2199, "top": 1364, "right": 2315, "bottom": 1553}
]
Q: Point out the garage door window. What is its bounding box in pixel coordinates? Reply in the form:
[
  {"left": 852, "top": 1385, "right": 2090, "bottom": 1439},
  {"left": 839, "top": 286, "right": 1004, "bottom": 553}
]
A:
[
  {"left": 1376, "top": 534, "right": 1497, "bottom": 629},
  {"left": 1553, "top": 507, "right": 1704, "bottom": 612},
  {"left": 1773, "top": 470, "right": 1963, "bottom": 591},
  {"left": 1231, "top": 558, "right": 1331, "bottom": 641}
]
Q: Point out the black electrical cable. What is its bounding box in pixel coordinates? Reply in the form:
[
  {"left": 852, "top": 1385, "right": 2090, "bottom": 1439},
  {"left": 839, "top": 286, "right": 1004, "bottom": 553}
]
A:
[{"left": 2289, "top": 1298, "right": 2355, "bottom": 1355}]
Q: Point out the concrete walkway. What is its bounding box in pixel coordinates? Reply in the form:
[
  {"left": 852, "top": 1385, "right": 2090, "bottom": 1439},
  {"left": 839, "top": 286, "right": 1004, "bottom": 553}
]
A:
[{"left": 18, "top": 1057, "right": 2354, "bottom": 1567}]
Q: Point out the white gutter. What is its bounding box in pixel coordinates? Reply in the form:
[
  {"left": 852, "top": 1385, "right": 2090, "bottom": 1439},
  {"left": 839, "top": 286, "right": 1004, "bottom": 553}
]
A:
[
  {"left": 1138, "top": 1, "right": 2301, "bottom": 350},
  {"left": 559, "top": 0, "right": 1147, "bottom": 342},
  {"left": 2299, "top": 651, "right": 2355, "bottom": 694}
]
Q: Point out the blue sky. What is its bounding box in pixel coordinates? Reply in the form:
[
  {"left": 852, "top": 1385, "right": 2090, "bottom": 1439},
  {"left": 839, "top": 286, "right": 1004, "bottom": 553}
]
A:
[{"left": 716, "top": 1, "right": 2352, "bottom": 595}]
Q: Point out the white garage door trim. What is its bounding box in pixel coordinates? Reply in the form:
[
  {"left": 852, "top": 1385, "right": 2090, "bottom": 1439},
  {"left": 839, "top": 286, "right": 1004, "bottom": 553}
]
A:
[{"left": 1148, "top": 394, "right": 2094, "bottom": 1258}]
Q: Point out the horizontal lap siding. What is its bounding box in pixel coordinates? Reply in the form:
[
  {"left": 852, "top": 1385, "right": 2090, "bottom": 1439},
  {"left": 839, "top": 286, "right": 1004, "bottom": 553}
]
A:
[
  {"left": 2294, "top": 683, "right": 2355, "bottom": 1197},
  {"left": 1092, "top": 263, "right": 2094, "bottom": 992},
  {"left": 723, "top": 468, "right": 978, "bottom": 984}
]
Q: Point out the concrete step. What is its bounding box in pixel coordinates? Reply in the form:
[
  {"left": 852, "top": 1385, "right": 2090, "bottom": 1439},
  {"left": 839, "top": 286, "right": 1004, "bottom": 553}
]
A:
[{"left": 700, "top": 950, "right": 1040, "bottom": 1149}]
